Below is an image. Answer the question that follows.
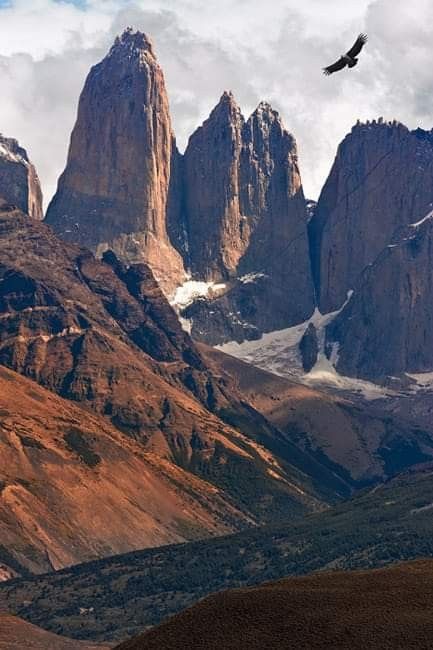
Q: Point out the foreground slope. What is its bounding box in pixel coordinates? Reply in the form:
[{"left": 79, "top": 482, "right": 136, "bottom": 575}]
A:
[
  {"left": 0, "top": 614, "right": 107, "bottom": 650},
  {"left": 117, "top": 560, "right": 433, "bottom": 650},
  {"left": 3, "top": 466, "right": 433, "bottom": 642}
]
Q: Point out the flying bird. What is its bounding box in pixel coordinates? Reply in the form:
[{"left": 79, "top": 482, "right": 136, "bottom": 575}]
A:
[{"left": 323, "top": 34, "right": 368, "bottom": 75}]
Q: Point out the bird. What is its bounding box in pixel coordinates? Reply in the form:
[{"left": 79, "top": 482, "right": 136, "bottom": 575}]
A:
[{"left": 323, "top": 34, "right": 368, "bottom": 75}]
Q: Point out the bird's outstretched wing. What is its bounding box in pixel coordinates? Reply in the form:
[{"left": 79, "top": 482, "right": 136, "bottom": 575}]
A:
[
  {"left": 323, "top": 57, "right": 347, "bottom": 75},
  {"left": 347, "top": 33, "right": 368, "bottom": 58}
]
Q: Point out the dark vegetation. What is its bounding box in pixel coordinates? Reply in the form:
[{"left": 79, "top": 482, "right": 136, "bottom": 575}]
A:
[
  {"left": 2, "top": 467, "right": 433, "bottom": 643},
  {"left": 117, "top": 560, "right": 433, "bottom": 650}
]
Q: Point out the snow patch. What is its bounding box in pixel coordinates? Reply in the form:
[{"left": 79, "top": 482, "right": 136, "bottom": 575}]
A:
[
  {"left": 218, "top": 290, "right": 395, "bottom": 400},
  {"left": 407, "top": 372, "right": 433, "bottom": 392},
  {"left": 170, "top": 279, "right": 226, "bottom": 310},
  {"left": 0, "top": 143, "right": 26, "bottom": 165},
  {"left": 410, "top": 210, "right": 433, "bottom": 229},
  {"left": 239, "top": 272, "right": 267, "bottom": 284}
]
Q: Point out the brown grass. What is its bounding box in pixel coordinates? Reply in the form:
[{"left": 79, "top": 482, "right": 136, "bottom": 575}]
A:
[{"left": 117, "top": 559, "right": 433, "bottom": 650}]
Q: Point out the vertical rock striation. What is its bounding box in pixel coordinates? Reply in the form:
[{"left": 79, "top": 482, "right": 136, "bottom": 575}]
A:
[
  {"left": 309, "top": 121, "right": 433, "bottom": 314},
  {"left": 181, "top": 94, "right": 315, "bottom": 342},
  {"left": 45, "top": 28, "right": 185, "bottom": 293},
  {"left": 0, "top": 135, "right": 43, "bottom": 219}
]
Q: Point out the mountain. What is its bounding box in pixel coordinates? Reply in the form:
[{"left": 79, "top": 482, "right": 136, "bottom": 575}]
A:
[
  {"left": 327, "top": 214, "right": 433, "bottom": 382},
  {"left": 0, "top": 201, "right": 367, "bottom": 571},
  {"left": 3, "top": 465, "right": 433, "bottom": 643},
  {"left": 180, "top": 94, "right": 315, "bottom": 344},
  {"left": 117, "top": 561, "right": 433, "bottom": 650},
  {"left": 45, "top": 28, "right": 185, "bottom": 293},
  {"left": 45, "top": 29, "right": 314, "bottom": 342},
  {"left": 0, "top": 135, "right": 43, "bottom": 220},
  {"left": 309, "top": 120, "right": 433, "bottom": 314},
  {"left": 306, "top": 120, "right": 433, "bottom": 383},
  {"left": 0, "top": 614, "right": 107, "bottom": 650}
]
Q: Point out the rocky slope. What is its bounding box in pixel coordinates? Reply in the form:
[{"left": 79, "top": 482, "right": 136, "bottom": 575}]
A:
[
  {"left": 180, "top": 94, "right": 315, "bottom": 343},
  {"left": 309, "top": 121, "right": 433, "bottom": 314},
  {"left": 118, "top": 561, "right": 433, "bottom": 650},
  {"left": 202, "top": 345, "right": 433, "bottom": 485},
  {"left": 45, "top": 28, "right": 185, "bottom": 293},
  {"left": 0, "top": 135, "right": 43, "bottom": 220},
  {"left": 0, "top": 363, "right": 253, "bottom": 576},
  {"left": 0, "top": 203, "right": 360, "bottom": 566}
]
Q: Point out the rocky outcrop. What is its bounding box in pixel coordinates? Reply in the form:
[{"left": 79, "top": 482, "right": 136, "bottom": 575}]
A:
[
  {"left": 180, "top": 94, "right": 315, "bottom": 342},
  {"left": 326, "top": 214, "right": 433, "bottom": 382},
  {"left": 0, "top": 136, "right": 43, "bottom": 219},
  {"left": 309, "top": 121, "right": 433, "bottom": 313},
  {"left": 299, "top": 323, "right": 318, "bottom": 372},
  {"left": 45, "top": 28, "right": 185, "bottom": 293}
]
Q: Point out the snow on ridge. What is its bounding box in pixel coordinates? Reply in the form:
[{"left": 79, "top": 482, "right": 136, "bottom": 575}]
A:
[
  {"left": 0, "top": 142, "right": 27, "bottom": 166},
  {"left": 410, "top": 209, "right": 433, "bottom": 229}
]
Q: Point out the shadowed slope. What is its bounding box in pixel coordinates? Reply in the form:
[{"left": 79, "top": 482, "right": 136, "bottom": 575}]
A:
[{"left": 117, "top": 560, "right": 433, "bottom": 650}]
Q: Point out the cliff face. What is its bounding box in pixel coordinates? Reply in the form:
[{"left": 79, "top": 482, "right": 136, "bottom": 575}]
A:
[
  {"left": 181, "top": 95, "right": 315, "bottom": 342},
  {"left": 327, "top": 214, "right": 433, "bottom": 381},
  {"left": 309, "top": 121, "right": 433, "bottom": 313},
  {"left": 0, "top": 136, "right": 43, "bottom": 219},
  {"left": 45, "top": 28, "right": 184, "bottom": 293},
  {"left": 44, "top": 30, "right": 315, "bottom": 340}
]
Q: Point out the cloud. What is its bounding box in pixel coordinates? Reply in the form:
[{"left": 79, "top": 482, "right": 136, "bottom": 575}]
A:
[{"left": 0, "top": 0, "right": 432, "bottom": 207}]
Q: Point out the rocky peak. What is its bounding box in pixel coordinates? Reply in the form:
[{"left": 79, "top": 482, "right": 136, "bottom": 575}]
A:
[
  {"left": 45, "top": 30, "right": 185, "bottom": 294},
  {"left": 181, "top": 94, "right": 315, "bottom": 343},
  {"left": 309, "top": 119, "right": 433, "bottom": 313},
  {"left": 0, "top": 135, "right": 43, "bottom": 220},
  {"left": 110, "top": 27, "right": 155, "bottom": 59},
  {"left": 327, "top": 214, "right": 433, "bottom": 382}
]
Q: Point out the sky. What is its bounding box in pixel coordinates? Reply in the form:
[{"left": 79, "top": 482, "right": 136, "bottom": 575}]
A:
[{"left": 0, "top": 0, "right": 432, "bottom": 206}]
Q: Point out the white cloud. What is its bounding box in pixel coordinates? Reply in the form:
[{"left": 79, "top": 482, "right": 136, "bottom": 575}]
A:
[{"left": 0, "top": 0, "right": 432, "bottom": 207}]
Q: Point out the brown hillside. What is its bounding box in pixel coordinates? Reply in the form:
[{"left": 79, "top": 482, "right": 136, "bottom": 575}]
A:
[
  {"left": 0, "top": 365, "right": 251, "bottom": 575},
  {"left": 117, "top": 560, "right": 433, "bottom": 650},
  {"left": 0, "top": 613, "right": 108, "bottom": 649},
  {"left": 202, "top": 345, "right": 433, "bottom": 483}
]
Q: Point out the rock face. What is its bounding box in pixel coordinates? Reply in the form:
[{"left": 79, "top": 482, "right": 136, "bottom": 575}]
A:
[
  {"left": 45, "top": 28, "right": 184, "bottom": 293},
  {"left": 0, "top": 136, "right": 43, "bottom": 219},
  {"left": 309, "top": 121, "right": 433, "bottom": 314},
  {"left": 45, "top": 30, "right": 314, "bottom": 340},
  {"left": 327, "top": 215, "right": 433, "bottom": 381},
  {"left": 180, "top": 94, "right": 315, "bottom": 342}
]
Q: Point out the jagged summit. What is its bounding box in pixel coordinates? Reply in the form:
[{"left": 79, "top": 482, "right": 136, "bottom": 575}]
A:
[
  {"left": 109, "top": 27, "right": 155, "bottom": 58},
  {"left": 208, "top": 90, "right": 242, "bottom": 121},
  {"left": 352, "top": 117, "right": 407, "bottom": 131},
  {"left": 252, "top": 100, "right": 278, "bottom": 116},
  {"left": 0, "top": 135, "right": 43, "bottom": 220}
]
